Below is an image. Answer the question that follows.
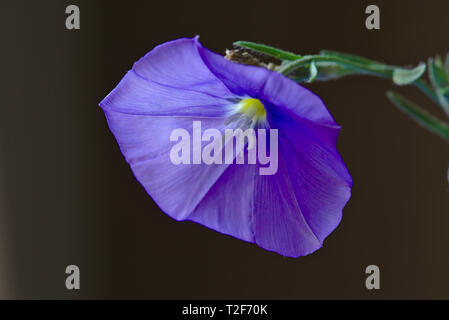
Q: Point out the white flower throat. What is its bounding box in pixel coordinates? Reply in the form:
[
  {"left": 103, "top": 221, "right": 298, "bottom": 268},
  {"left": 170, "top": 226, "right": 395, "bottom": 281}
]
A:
[{"left": 169, "top": 98, "right": 278, "bottom": 175}]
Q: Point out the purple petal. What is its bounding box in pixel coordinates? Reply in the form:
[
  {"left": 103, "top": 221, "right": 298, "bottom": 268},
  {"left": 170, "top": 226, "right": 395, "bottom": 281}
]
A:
[
  {"left": 100, "top": 70, "right": 233, "bottom": 118},
  {"left": 104, "top": 109, "right": 234, "bottom": 219},
  {"left": 261, "top": 71, "right": 338, "bottom": 126},
  {"left": 133, "top": 37, "right": 232, "bottom": 98},
  {"left": 99, "top": 38, "right": 242, "bottom": 219},
  {"left": 188, "top": 162, "right": 258, "bottom": 243},
  {"left": 252, "top": 110, "right": 351, "bottom": 256},
  {"left": 188, "top": 121, "right": 351, "bottom": 257},
  {"left": 252, "top": 158, "right": 323, "bottom": 257},
  {"left": 196, "top": 41, "right": 269, "bottom": 97},
  {"left": 196, "top": 40, "right": 337, "bottom": 126}
]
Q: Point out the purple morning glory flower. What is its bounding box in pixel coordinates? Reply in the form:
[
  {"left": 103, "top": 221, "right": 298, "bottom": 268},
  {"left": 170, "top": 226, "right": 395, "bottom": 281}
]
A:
[{"left": 99, "top": 37, "right": 352, "bottom": 257}]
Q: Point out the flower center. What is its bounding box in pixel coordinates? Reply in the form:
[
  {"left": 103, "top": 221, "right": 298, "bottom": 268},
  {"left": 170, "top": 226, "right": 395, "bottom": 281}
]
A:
[{"left": 237, "top": 98, "right": 266, "bottom": 124}]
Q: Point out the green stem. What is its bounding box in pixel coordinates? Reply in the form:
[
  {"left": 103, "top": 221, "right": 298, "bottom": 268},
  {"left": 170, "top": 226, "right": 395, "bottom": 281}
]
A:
[
  {"left": 234, "top": 40, "right": 446, "bottom": 132},
  {"left": 278, "top": 54, "right": 392, "bottom": 78}
]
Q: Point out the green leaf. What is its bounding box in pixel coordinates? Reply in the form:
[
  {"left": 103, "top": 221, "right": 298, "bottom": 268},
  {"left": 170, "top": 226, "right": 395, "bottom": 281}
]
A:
[
  {"left": 386, "top": 91, "right": 449, "bottom": 141},
  {"left": 392, "top": 63, "right": 426, "bottom": 85},
  {"left": 445, "top": 53, "right": 449, "bottom": 74},
  {"left": 233, "top": 41, "right": 300, "bottom": 61},
  {"left": 428, "top": 56, "right": 448, "bottom": 84},
  {"left": 428, "top": 57, "right": 449, "bottom": 116},
  {"left": 320, "top": 50, "right": 391, "bottom": 72},
  {"left": 313, "top": 62, "right": 358, "bottom": 80},
  {"left": 307, "top": 61, "right": 318, "bottom": 82},
  {"left": 413, "top": 79, "right": 440, "bottom": 105},
  {"left": 279, "top": 53, "right": 394, "bottom": 79},
  {"left": 281, "top": 61, "right": 357, "bottom": 82}
]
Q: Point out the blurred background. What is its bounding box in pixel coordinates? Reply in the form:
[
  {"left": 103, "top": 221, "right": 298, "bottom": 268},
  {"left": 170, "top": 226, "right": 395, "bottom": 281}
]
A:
[{"left": 1, "top": 0, "right": 449, "bottom": 299}]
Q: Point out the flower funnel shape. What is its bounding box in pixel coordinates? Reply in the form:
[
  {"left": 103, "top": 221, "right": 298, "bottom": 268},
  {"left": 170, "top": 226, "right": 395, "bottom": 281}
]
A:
[{"left": 99, "top": 37, "right": 352, "bottom": 257}]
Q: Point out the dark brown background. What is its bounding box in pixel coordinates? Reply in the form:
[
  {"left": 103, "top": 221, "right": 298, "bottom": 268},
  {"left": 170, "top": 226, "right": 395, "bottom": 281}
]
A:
[{"left": 1, "top": 0, "right": 449, "bottom": 299}]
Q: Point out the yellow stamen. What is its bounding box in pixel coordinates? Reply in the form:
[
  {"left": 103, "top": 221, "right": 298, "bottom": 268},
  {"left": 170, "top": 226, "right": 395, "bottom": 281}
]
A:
[{"left": 237, "top": 98, "right": 266, "bottom": 124}]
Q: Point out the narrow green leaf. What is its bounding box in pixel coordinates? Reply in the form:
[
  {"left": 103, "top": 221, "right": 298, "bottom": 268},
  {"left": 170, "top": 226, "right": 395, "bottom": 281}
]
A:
[
  {"left": 307, "top": 61, "right": 318, "bottom": 82},
  {"left": 279, "top": 54, "right": 391, "bottom": 78},
  {"left": 428, "top": 57, "right": 449, "bottom": 116},
  {"left": 445, "top": 53, "right": 449, "bottom": 73},
  {"left": 282, "top": 61, "right": 357, "bottom": 82},
  {"left": 320, "top": 50, "right": 390, "bottom": 71},
  {"left": 392, "top": 63, "right": 426, "bottom": 85},
  {"left": 313, "top": 62, "right": 358, "bottom": 80},
  {"left": 386, "top": 91, "right": 449, "bottom": 141},
  {"left": 429, "top": 56, "right": 448, "bottom": 84},
  {"left": 413, "top": 78, "right": 440, "bottom": 105},
  {"left": 233, "top": 41, "right": 300, "bottom": 61}
]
